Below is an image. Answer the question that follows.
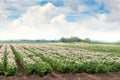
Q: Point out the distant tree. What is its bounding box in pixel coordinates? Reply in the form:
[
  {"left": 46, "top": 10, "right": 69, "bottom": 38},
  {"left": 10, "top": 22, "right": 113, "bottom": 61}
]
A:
[
  {"left": 60, "top": 36, "right": 82, "bottom": 42},
  {"left": 69, "top": 36, "right": 82, "bottom": 42},
  {"left": 84, "top": 38, "right": 91, "bottom": 42},
  {"left": 60, "top": 37, "right": 67, "bottom": 42}
]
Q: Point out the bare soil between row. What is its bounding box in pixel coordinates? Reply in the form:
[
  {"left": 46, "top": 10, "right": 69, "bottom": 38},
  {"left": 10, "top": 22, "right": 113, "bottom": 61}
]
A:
[{"left": 0, "top": 71, "right": 120, "bottom": 80}]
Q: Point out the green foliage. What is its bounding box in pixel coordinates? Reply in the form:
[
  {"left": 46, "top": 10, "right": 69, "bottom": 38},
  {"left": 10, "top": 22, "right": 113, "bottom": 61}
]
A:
[
  {"left": 11, "top": 45, "right": 52, "bottom": 75},
  {"left": 6, "top": 65, "right": 18, "bottom": 76},
  {"left": 24, "top": 63, "right": 37, "bottom": 74},
  {"left": 0, "top": 64, "right": 4, "bottom": 75},
  {"left": 84, "top": 38, "right": 91, "bottom": 42},
  {"left": 0, "top": 45, "right": 2, "bottom": 48},
  {"left": 3, "top": 49, "right": 8, "bottom": 75},
  {"left": 23, "top": 47, "right": 52, "bottom": 75},
  {"left": 60, "top": 36, "right": 82, "bottom": 42}
]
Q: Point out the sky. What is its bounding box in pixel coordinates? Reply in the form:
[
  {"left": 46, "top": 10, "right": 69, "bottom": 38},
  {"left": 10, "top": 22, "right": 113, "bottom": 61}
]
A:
[{"left": 0, "top": 0, "right": 120, "bottom": 42}]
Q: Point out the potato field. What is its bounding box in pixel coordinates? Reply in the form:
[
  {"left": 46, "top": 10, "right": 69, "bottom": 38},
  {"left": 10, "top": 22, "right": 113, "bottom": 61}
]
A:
[{"left": 0, "top": 43, "right": 120, "bottom": 80}]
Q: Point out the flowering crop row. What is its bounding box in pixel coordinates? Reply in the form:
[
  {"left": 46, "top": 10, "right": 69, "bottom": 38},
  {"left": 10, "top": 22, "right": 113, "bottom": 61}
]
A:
[
  {"left": 0, "top": 45, "right": 5, "bottom": 75},
  {"left": 23, "top": 45, "right": 79, "bottom": 72},
  {"left": 22, "top": 48, "right": 52, "bottom": 75},
  {"left": 1, "top": 43, "right": 119, "bottom": 75},
  {"left": 11, "top": 44, "right": 52, "bottom": 75},
  {"left": 5, "top": 44, "right": 18, "bottom": 75},
  {"left": 0, "top": 44, "right": 18, "bottom": 76},
  {"left": 11, "top": 45, "right": 36, "bottom": 74},
  {"left": 23, "top": 44, "right": 120, "bottom": 73}
]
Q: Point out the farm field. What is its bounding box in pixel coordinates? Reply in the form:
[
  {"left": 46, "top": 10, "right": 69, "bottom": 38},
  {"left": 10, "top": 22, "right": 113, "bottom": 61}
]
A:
[{"left": 0, "top": 42, "right": 120, "bottom": 80}]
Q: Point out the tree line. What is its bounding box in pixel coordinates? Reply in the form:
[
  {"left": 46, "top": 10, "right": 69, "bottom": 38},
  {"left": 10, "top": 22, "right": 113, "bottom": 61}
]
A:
[
  {"left": 0, "top": 37, "right": 91, "bottom": 43},
  {"left": 60, "top": 36, "right": 91, "bottom": 42}
]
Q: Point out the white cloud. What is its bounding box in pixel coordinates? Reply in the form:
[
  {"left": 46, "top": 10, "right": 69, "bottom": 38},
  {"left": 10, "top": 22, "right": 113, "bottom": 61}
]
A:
[
  {"left": 0, "top": 2, "right": 120, "bottom": 41},
  {"left": 96, "top": 0, "right": 120, "bottom": 22},
  {"left": 0, "top": 3, "right": 8, "bottom": 20},
  {"left": 51, "top": 14, "right": 67, "bottom": 24},
  {"left": 80, "top": 14, "right": 120, "bottom": 31},
  {"left": 0, "top": 3, "right": 11, "bottom": 32},
  {"left": 64, "top": 0, "right": 80, "bottom": 11},
  {"left": 13, "top": 3, "right": 58, "bottom": 27},
  {"left": 0, "top": 0, "right": 42, "bottom": 16},
  {"left": 89, "top": 31, "right": 120, "bottom": 42},
  {"left": 10, "top": 3, "right": 60, "bottom": 40}
]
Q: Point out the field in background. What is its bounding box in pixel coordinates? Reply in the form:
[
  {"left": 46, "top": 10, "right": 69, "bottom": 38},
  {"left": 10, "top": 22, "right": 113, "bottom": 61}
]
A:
[
  {"left": 51, "top": 42, "right": 120, "bottom": 54},
  {"left": 0, "top": 42, "right": 120, "bottom": 80}
]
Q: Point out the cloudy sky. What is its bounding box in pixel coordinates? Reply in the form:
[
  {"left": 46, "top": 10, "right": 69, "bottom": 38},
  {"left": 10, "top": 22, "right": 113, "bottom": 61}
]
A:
[{"left": 0, "top": 0, "right": 120, "bottom": 41}]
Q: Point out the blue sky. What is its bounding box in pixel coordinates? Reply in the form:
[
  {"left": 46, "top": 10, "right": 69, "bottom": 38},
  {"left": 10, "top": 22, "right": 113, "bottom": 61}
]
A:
[
  {"left": 0, "top": 0, "right": 120, "bottom": 41},
  {"left": 7, "top": 0, "right": 109, "bottom": 21}
]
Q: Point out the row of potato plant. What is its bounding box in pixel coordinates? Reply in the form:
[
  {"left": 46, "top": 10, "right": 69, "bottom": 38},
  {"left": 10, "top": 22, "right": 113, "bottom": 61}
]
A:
[
  {"left": 0, "top": 45, "right": 5, "bottom": 75},
  {"left": 22, "top": 47, "right": 52, "bottom": 75},
  {"left": 23, "top": 46, "right": 78, "bottom": 73},
  {"left": 23, "top": 44, "right": 120, "bottom": 73},
  {"left": 0, "top": 44, "right": 18, "bottom": 76},
  {"left": 5, "top": 44, "right": 18, "bottom": 75},
  {"left": 11, "top": 45, "right": 52, "bottom": 75}
]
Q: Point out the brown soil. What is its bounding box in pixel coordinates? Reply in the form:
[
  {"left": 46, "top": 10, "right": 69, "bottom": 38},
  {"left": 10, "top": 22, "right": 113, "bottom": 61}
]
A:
[
  {"left": 0, "top": 72, "right": 120, "bottom": 80},
  {"left": 15, "top": 58, "right": 26, "bottom": 75}
]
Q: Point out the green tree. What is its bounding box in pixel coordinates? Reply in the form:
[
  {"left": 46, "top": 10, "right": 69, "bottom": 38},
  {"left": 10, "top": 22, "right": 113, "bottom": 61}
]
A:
[
  {"left": 69, "top": 36, "right": 81, "bottom": 42},
  {"left": 84, "top": 38, "right": 91, "bottom": 42},
  {"left": 60, "top": 36, "right": 82, "bottom": 42}
]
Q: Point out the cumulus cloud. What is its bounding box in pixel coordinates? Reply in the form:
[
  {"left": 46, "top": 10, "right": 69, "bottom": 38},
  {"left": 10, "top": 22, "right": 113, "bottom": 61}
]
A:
[
  {"left": 0, "top": 0, "right": 42, "bottom": 16},
  {"left": 9, "top": 3, "right": 85, "bottom": 39},
  {"left": 0, "top": 3, "right": 8, "bottom": 19},
  {"left": 96, "top": 0, "right": 120, "bottom": 22},
  {"left": 0, "top": 3, "right": 11, "bottom": 32},
  {"left": 0, "top": 1, "right": 120, "bottom": 41},
  {"left": 10, "top": 3, "right": 59, "bottom": 39},
  {"left": 12, "top": 2, "right": 59, "bottom": 28}
]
